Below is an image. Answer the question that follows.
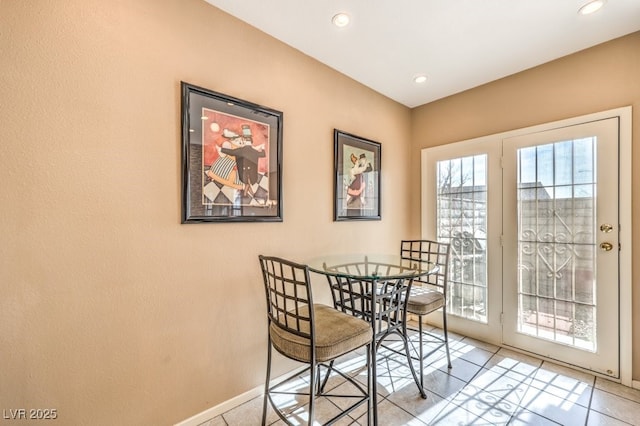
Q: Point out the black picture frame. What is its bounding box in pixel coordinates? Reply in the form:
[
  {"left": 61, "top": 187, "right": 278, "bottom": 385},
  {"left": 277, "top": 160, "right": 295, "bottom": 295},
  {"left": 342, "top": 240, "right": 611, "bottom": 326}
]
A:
[
  {"left": 334, "top": 129, "right": 381, "bottom": 221},
  {"left": 181, "top": 82, "right": 283, "bottom": 223}
]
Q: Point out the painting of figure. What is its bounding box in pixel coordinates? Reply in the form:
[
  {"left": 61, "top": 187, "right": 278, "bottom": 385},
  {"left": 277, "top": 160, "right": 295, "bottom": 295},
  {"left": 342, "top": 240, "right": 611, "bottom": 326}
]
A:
[
  {"left": 334, "top": 129, "right": 381, "bottom": 221},
  {"left": 345, "top": 152, "right": 373, "bottom": 209},
  {"left": 181, "top": 82, "right": 283, "bottom": 223},
  {"left": 201, "top": 109, "right": 272, "bottom": 208}
]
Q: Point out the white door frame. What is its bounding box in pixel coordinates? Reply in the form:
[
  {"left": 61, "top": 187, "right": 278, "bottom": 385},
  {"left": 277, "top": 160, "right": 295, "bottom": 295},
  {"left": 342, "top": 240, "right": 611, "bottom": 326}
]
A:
[{"left": 420, "top": 106, "right": 632, "bottom": 386}]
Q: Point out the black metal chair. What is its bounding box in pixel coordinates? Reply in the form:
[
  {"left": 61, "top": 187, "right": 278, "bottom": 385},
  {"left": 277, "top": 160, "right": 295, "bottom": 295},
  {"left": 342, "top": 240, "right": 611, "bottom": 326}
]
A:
[
  {"left": 259, "top": 255, "right": 373, "bottom": 426},
  {"left": 400, "top": 240, "right": 452, "bottom": 394}
]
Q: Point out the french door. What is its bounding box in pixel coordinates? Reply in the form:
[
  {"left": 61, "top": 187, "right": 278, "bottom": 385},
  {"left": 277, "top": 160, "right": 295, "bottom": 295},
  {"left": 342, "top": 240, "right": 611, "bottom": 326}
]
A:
[
  {"left": 421, "top": 111, "right": 628, "bottom": 378},
  {"left": 502, "top": 118, "right": 619, "bottom": 377},
  {"left": 421, "top": 140, "right": 503, "bottom": 342}
]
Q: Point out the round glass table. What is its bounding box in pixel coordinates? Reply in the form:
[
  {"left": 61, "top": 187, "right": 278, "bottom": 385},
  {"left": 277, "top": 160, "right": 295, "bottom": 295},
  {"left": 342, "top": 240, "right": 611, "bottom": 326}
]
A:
[
  {"left": 307, "top": 253, "right": 437, "bottom": 281},
  {"left": 306, "top": 254, "right": 439, "bottom": 424}
]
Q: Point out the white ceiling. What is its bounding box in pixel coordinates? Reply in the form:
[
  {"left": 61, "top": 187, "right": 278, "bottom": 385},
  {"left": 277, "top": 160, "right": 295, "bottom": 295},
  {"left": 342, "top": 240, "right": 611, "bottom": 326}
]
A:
[{"left": 204, "top": 0, "right": 640, "bottom": 108}]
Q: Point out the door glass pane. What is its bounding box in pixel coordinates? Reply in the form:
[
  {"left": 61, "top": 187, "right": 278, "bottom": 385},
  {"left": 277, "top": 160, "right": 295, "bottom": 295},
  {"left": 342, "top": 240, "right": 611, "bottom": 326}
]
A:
[
  {"left": 574, "top": 138, "right": 594, "bottom": 184},
  {"left": 516, "top": 138, "right": 597, "bottom": 351},
  {"left": 437, "top": 154, "right": 487, "bottom": 323}
]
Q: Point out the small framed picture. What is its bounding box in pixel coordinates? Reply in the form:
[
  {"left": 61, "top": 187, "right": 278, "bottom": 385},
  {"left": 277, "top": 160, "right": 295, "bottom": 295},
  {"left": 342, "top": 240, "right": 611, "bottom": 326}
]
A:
[
  {"left": 181, "top": 82, "right": 283, "bottom": 223},
  {"left": 334, "top": 129, "right": 381, "bottom": 221}
]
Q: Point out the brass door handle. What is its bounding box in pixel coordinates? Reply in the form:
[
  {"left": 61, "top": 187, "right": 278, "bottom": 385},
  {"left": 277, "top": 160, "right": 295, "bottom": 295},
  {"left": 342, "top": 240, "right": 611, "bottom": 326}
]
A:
[{"left": 600, "top": 242, "right": 613, "bottom": 251}]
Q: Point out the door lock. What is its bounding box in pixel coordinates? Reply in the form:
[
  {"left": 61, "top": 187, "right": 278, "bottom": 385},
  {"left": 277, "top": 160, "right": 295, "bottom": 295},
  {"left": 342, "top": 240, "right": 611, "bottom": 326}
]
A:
[
  {"left": 600, "top": 242, "right": 613, "bottom": 251},
  {"left": 600, "top": 224, "right": 613, "bottom": 233}
]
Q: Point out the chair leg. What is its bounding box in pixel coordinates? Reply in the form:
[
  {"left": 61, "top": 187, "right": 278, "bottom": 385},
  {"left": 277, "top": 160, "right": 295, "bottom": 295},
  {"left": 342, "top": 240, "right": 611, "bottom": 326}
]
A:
[
  {"left": 367, "top": 342, "right": 378, "bottom": 426},
  {"left": 401, "top": 316, "right": 427, "bottom": 399},
  {"left": 443, "top": 309, "right": 452, "bottom": 369},
  {"left": 308, "top": 359, "right": 316, "bottom": 425},
  {"left": 318, "top": 360, "right": 334, "bottom": 394},
  {"left": 262, "top": 341, "right": 272, "bottom": 426},
  {"left": 418, "top": 316, "right": 425, "bottom": 390},
  {"left": 366, "top": 342, "right": 373, "bottom": 426}
]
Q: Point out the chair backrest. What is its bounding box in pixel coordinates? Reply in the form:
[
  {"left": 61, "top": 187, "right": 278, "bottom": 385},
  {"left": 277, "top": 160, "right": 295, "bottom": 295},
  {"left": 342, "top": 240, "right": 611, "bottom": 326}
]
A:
[
  {"left": 259, "top": 255, "right": 313, "bottom": 339},
  {"left": 326, "top": 274, "right": 369, "bottom": 320},
  {"left": 324, "top": 263, "right": 412, "bottom": 338},
  {"left": 400, "top": 240, "right": 450, "bottom": 292},
  {"left": 375, "top": 277, "right": 413, "bottom": 335}
]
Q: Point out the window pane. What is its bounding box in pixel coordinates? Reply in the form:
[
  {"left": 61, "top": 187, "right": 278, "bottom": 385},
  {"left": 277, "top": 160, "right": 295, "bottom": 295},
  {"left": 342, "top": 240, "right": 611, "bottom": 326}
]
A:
[
  {"left": 574, "top": 138, "right": 595, "bottom": 184},
  {"left": 537, "top": 144, "right": 554, "bottom": 188},
  {"left": 516, "top": 139, "right": 597, "bottom": 352},
  {"left": 555, "top": 141, "right": 573, "bottom": 186},
  {"left": 437, "top": 154, "right": 488, "bottom": 323},
  {"left": 519, "top": 147, "right": 537, "bottom": 185}
]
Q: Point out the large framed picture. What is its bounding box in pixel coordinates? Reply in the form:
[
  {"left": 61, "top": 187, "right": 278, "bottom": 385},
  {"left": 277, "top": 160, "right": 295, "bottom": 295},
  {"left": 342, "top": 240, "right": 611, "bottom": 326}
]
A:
[
  {"left": 181, "top": 82, "right": 283, "bottom": 223},
  {"left": 334, "top": 129, "right": 381, "bottom": 221}
]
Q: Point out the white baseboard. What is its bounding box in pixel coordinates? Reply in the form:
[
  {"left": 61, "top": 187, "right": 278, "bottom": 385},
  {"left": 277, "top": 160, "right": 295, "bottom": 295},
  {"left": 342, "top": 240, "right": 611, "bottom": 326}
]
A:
[
  {"left": 174, "top": 366, "right": 307, "bottom": 426},
  {"left": 174, "top": 385, "right": 263, "bottom": 426},
  {"left": 633, "top": 380, "right": 640, "bottom": 390}
]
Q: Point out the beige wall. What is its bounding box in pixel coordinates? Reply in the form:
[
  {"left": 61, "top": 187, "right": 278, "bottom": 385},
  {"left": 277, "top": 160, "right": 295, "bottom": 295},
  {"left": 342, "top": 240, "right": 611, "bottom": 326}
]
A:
[
  {"left": 0, "top": 1, "right": 412, "bottom": 424},
  {"left": 2, "top": 0, "right": 638, "bottom": 423},
  {"left": 410, "top": 31, "right": 640, "bottom": 380}
]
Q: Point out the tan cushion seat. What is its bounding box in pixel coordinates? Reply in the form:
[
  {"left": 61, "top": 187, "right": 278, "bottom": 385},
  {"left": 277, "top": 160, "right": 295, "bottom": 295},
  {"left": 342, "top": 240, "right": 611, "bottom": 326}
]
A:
[
  {"left": 270, "top": 304, "right": 372, "bottom": 363},
  {"left": 407, "top": 288, "right": 444, "bottom": 316}
]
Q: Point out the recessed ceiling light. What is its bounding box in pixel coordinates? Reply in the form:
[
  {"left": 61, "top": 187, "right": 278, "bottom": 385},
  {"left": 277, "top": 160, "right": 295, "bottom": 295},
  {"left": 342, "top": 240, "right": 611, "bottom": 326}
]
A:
[
  {"left": 413, "top": 74, "right": 428, "bottom": 84},
  {"left": 578, "top": 0, "right": 606, "bottom": 15},
  {"left": 332, "top": 13, "right": 350, "bottom": 28}
]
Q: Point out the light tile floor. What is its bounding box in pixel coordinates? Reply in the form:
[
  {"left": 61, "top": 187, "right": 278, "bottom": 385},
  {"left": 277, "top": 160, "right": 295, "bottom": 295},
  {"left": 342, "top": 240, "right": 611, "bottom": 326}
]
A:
[{"left": 200, "top": 326, "right": 640, "bottom": 425}]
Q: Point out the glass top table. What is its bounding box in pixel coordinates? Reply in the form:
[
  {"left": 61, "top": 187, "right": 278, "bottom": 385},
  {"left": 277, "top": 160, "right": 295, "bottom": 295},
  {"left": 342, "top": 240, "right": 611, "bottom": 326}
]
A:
[
  {"left": 306, "top": 253, "right": 438, "bottom": 424},
  {"left": 307, "top": 253, "right": 438, "bottom": 281}
]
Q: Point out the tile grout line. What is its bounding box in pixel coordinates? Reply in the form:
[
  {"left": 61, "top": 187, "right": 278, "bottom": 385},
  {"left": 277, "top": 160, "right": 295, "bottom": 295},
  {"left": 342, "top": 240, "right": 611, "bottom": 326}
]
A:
[
  {"left": 582, "top": 369, "right": 597, "bottom": 426},
  {"left": 429, "top": 338, "right": 502, "bottom": 424},
  {"left": 593, "top": 380, "right": 640, "bottom": 404}
]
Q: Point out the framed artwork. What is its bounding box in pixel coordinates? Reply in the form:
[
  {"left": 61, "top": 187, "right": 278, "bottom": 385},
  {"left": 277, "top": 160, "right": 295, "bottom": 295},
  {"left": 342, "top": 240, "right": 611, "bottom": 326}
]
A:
[
  {"left": 334, "top": 129, "right": 381, "bottom": 221},
  {"left": 181, "top": 82, "right": 283, "bottom": 223}
]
